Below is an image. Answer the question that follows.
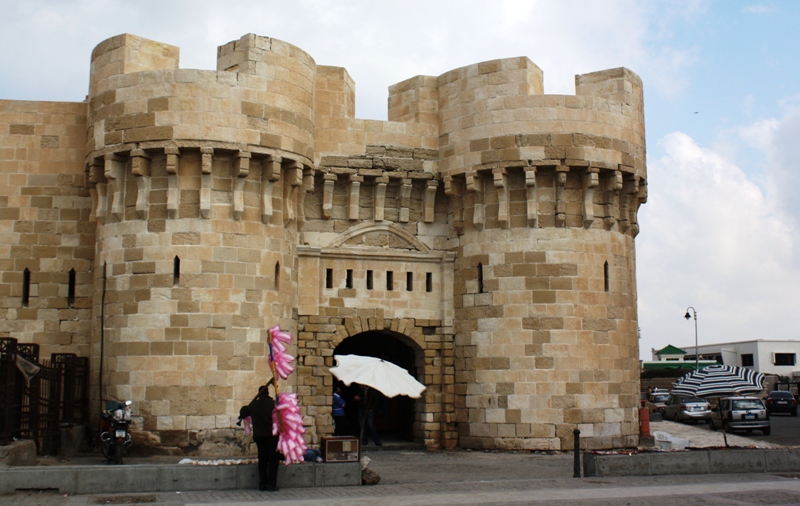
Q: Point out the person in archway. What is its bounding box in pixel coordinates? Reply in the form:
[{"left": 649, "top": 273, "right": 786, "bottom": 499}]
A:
[
  {"left": 354, "top": 384, "right": 382, "bottom": 447},
  {"left": 240, "top": 379, "right": 280, "bottom": 492},
  {"left": 332, "top": 384, "right": 349, "bottom": 436}
]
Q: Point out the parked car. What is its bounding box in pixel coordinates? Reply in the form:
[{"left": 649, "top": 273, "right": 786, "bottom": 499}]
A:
[
  {"left": 663, "top": 395, "right": 712, "bottom": 423},
  {"left": 648, "top": 388, "right": 670, "bottom": 413},
  {"left": 766, "top": 390, "right": 798, "bottom": 416},
  {"left": 709, "top": 396, "right": 770, "bottom": 435}
]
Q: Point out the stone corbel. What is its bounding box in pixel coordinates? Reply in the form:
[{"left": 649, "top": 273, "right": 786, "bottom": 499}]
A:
[
  {"left": 424, "top": 179, "right": 438, "bottom": 223},
  {"left": 555, "top": 166, "right": 568, "bottom": 228},
  {"left": 493, "top": 168, "right": 509, "bottom": 228},
  {"left": 399, "top": 178, "right": 412, "bottom": 223},
  {"left": 524, "top": 167, "right": 538, "bottom": 228},
  {"left": 282, "top": 160, "right": 303, "bottom": 223},
  {"left": 232, "top": 151, "right": 251, "bottom": 221},
  {"left": 631, "top": 178, "right": 647, "bottom": 237},
  {"left": 88, "top": 159, "right": 106, "bottom": 223},
  {"left": 164, "top": 146, "right": 181, "bottom": 219},
  {"left": 104, "top": 153, "right": 125, "bottom": 220},
  {"left": 131, "top": 149, "right": 151, "bottom": 220},
  {"left": 321, "top": 172, "right": 337, "bottom": 220},
  {"left": 348, "top": 174, "right": 363, "bottom": 221},
  {"left": 298, "top": 166, "right": 314, "bottom": 224},
  {"left": 374, "top": 176, "right": 388, "bottom": 222},
  {"left": 199, "top": 147, "right": 213, "bottom": 219},
  {"left": 444, "top": 175, "right": 465, "bottom": 233},
  {"left": 620, "top": 174, "right": 638, "bottom": 234},
  {"left": 466, "top": 171, "right": 484, "bottom": 229},
  {"left": 582, "top": 168, "right": 599, "bottom": 228},
  {"left": 261, "top": 156, "right": 281, "bottom": 223},
  {"left": 603, "top": 170, "right": 623, "bottom": 231}
]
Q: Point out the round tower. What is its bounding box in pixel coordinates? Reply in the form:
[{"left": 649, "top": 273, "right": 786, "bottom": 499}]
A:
[
  {"left": 86, "top": 34, "right": 314, "bottom": 453},
  {"left": 438, "top": 59, "right": 646, "bottom": 450}
]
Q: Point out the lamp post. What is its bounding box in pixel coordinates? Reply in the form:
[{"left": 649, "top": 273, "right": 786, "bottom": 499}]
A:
[{"left": 684, "top": 307, "right": 698, "bottom": 370}]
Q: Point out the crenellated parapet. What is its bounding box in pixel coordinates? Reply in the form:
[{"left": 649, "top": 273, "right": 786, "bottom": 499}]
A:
[{"left": 87, "top": 33, "right": 317, "bottom": 172}]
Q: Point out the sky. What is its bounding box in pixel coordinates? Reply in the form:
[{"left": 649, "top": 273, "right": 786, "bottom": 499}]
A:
[{"left": 1, "top": 0, "right": 798, "bottom": 361}]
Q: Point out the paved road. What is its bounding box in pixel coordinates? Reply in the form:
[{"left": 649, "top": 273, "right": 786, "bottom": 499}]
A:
[
  {"left": 6, "top": 449, "right": 800, "bottom": 505},
  {"left": 751, "top": 412, "right": 800, "bottom": 446},
  {"left": 5, "top": 418, "right": 800, "bottom": 506}
]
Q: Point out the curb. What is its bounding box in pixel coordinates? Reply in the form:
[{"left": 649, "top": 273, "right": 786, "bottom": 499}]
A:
[
  {"left": 0, "top": 461, "right": 360, "bottom": 494},
  {"left": 584, "top": 447, "right": 800, "bottom": 477}
]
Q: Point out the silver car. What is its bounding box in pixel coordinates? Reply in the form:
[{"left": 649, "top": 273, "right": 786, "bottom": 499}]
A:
[
  {"left": 663, "top": 395, "right": 711, "bottom": 422},
  {"left": 709, "top": 396, "right": 770, "bottom": 435}
]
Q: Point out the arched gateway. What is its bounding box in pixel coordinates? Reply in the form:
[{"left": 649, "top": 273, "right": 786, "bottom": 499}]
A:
[{"left": 332, "top": 331, "right": 421, "bottom": 442}]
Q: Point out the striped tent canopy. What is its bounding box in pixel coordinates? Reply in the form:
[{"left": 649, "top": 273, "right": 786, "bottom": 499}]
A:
[{"left": 671, "top": 364, "right": 764, "bottom": 398}]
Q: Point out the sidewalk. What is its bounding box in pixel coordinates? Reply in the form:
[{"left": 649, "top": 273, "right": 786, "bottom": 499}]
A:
[{"left": 1, "top": 423, "right": 796, "bottom": 506}]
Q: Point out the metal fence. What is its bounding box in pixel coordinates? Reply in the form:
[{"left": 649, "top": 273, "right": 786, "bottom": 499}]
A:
[{"left": 0, "top": 338, "right": 89, "bottom": 454}]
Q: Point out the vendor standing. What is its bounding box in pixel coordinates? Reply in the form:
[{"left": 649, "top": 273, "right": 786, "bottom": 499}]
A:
[{"left": 240, "top": 379, "right": 280, "bottom": 492}]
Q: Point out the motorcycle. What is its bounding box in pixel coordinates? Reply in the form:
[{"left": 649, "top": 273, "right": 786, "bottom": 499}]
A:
[{"left": 100, "top": 400, "right": 133, "bottom": 464}]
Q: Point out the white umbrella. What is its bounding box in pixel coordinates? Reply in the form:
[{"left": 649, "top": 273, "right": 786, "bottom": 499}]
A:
[{"left": 330, "top": 354, "right": 426, "bottom": 399}]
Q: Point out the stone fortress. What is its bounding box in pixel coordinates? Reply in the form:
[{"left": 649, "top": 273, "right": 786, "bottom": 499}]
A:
[{"left": 0, "top": 33, "right": 646, "bottom": 454}]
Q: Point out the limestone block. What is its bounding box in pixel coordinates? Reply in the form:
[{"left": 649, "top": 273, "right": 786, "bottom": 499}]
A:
[{"left": 0, "top": 440, "right": 36, "bottom": 466}]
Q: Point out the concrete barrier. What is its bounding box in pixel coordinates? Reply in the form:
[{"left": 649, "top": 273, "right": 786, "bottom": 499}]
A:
[
  {"left": 0, "top": 461, "right": 361, "bottom": 494},
  {"left": 584, "top": 448, "right": 800, "bottom": 477}
]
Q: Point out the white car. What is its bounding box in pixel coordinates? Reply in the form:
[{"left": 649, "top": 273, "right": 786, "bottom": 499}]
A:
[{"left": 709, "top": 396, "right": 770, "bottom": 435}]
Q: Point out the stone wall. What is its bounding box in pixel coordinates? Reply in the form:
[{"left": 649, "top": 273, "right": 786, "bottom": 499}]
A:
[{"left": 0, "top": 100, "right": 92, "bottom": 358}]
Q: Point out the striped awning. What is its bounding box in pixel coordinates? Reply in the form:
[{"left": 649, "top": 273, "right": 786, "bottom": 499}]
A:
[{"left": 671, "top": 364, "right": 764, "bottom": 398}]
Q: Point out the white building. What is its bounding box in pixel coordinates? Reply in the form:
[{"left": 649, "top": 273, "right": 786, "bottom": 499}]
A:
[{"left": 677, "top": 340, "right": 800, "bottom": 377}]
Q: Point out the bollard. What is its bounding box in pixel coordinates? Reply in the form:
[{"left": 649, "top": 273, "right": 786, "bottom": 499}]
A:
[
  {"left": 640, "top": 406, "right": 650, "bottom": 438},
  {"left": 573, "top": 429, "right": 581, "bottom": 478}
]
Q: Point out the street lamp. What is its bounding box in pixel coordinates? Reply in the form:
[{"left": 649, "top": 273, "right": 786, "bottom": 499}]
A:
[{"left": 684, "top": 307, "right": 698, "bottom": 370}]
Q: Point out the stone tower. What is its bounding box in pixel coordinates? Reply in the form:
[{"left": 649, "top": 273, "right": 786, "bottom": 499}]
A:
[{"left": 0, "top": 33, "right": 645, "bottom": 454}]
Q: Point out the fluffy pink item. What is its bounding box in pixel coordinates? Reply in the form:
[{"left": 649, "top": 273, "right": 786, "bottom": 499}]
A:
[
  {"left": 272, "top": 392, "right": 308, "bottom": 465},
  {"left": 268, "top": 326, "right": 296, "bottom": 380}
]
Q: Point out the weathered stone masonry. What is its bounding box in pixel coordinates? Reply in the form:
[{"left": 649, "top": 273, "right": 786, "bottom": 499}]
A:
[{"left": 0, "top": 33, "right": 646, "bottom": 454}]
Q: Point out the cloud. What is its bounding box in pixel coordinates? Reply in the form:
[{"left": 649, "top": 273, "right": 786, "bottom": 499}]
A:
[
  {"left": 637, "top": 129, "right": 800, "bottom": 359},
  {"left": 0, "top": 0, "right": 666, "bottom": 120},
  {"left": 742, "top": 4, "right": 776, "bottom": 14}
]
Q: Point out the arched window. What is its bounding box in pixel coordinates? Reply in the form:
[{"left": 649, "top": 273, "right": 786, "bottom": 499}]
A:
[
  {"left": 477, "top": 263, "right": 484, "bottom": 293},
  {"left": 274, "top": 261, "right": 280, "bottom": 290},
  {"left": 603, "top": 261, "right": 609, "bottom": 292}
]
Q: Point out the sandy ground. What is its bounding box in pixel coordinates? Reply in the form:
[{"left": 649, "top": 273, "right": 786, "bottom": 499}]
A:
[{"left": 648, "top": 419, "right": 779, "bottom": 449}]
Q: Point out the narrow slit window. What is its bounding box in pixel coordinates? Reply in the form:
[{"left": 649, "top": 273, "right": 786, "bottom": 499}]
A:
[
  {"left": 426, "top": 272, "right": 433, "bottom": 292},
  {"left": 477, "top": 263, "right": 484, "bottom": 293},
  {"left": 406, "top": 272, "right": 413, "bottom": 291},
  {"left": 387, "top": 271, "right": 394, "bottom": 291},
  {"left": 604, "top": 261, "right": 609, "bottom": 292},
  {"left": 366, "top": 270, "right": 373, "bottom": 290},
  {"left": 67, "top": 268, "right": 76, "bottom": 308},
  {"left": 22, "top": 268, "right": 30, "bottom": 307},
  {"left": 274, "top": 262, "right": 280, "bottom": 290},
  {"left": 173, "top": 256, "right": 180, "bottom": 286},
  {"left": 326, "top": 268, "right": 333, "bottom": 289},
  {"left": 346, "top": 269, "right": 353, "bottom": 289}
]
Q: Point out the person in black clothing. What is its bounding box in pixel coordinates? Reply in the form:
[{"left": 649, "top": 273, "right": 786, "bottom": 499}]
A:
[{"left": 240, "top": 379, "right": 280, "bottom": 492}]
